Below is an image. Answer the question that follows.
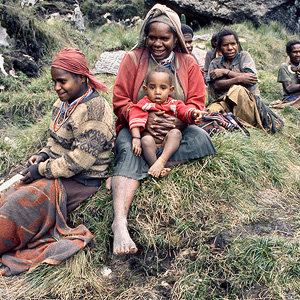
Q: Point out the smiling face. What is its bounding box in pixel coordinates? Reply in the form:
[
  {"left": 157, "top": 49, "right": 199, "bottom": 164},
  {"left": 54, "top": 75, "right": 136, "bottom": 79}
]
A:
[
  {"left": 289, "top": 44, "right": 300, "bottom": 65},
  {"left": 220, "top": 34, "right": 238, "bottom": 63},
  {"left": 51, "top": 67, "right": 87, "bottom": 103},
  {"left": 184, "top": 35, "right": 193, "bottom": 53},
  {"left": 147, "top": 22, "right": 177, "bottom": 61},
  {"left": 143, "top": 71, "right": 174, "bottom": 105}
]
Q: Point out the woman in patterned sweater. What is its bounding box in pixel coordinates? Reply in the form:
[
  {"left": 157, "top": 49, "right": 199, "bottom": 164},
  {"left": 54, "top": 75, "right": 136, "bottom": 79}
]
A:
[{"left": 0, "top": 48, "right": 115, "bottom": 275}]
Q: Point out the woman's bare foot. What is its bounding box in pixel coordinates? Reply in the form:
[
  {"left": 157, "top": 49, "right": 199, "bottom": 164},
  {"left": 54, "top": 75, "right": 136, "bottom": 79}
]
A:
[
  {"left": 148, "top": 157, "right": 166, "bottom": 178},
  {"left": 105, "top": 177, "right": 112, "bottom": 194},
  {"left": 160, "top": 167, "right": 171, "bottom": 177},
  {"left": 112, "top": 220, "right": 138, "bottom": 256}
]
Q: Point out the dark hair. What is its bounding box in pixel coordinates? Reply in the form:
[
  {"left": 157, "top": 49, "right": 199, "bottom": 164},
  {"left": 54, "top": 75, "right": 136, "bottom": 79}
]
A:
[
  {"left": 145, "top": 21, "right": 176, "bottom": 38},
  {"left": 145, "top": 66, "right": 173, "bottom": 86},
  {"left": 211, "top": 31, "right": 219, "bottom": 49},
  {"left": 286, "top": 39, "right": 300, "bottom": 54},
  {"left": 181, "top": 24, "right": 193, "bottom": 37},
  {"left": 217, "top": 27, "right": 240, "bottom": 49}
]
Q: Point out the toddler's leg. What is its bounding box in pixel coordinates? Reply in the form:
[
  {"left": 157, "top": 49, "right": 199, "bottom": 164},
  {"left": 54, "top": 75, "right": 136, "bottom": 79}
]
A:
[
  {"left": 148, "top": 129, "right": 182, "bottom": 177},
  {"left": 141, "top": 135, "right": 158, "bottom": 167}
]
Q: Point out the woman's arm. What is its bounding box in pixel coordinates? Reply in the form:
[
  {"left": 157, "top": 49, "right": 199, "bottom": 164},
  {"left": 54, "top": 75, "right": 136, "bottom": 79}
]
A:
[
  {"left": 113, "top": 52, "right": 138, "bottom": 124},
  {"left": 184, "top": 55, "right": 206, "bottom": 110},
  {"left": 37, "top": 120, "right": 113, "bottom": 179},
  {"left": 212, "top": 70, "right": 258, "bottom": 91},
  {"left": 282, "top": 80, "right": 300, "bottom": 94},
  {"left": 210, "top": 52, "right": 258, "bottom": 91}
]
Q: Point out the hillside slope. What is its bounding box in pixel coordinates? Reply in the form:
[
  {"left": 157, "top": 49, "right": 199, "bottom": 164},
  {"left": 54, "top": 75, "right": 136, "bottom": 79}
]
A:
[{"left": 0, "top": 8, "right": 300, "bottom": 300}]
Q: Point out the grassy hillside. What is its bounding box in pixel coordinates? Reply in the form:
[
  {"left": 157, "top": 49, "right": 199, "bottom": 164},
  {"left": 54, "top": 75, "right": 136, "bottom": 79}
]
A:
[{"left": 0, "top": 12, "right": 300, "bottom": 300}]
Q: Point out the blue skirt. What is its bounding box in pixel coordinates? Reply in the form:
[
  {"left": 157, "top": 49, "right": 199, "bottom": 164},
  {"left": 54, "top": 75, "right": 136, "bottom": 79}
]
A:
[{"left": 113, "top": 126, "right": 216, "bottom": 180}]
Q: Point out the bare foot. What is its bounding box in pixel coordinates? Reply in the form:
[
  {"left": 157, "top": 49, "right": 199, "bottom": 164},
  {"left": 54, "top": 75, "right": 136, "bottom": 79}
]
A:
[
  {"left": 105, "top": 177, "right": 112, "bottom": 194},
  {"left": 112, "top": 220, "right": 137, "bottom": 256},
  {"left": 160, "top": 167, "right": 171, "bottom": 177},
  {"left": 148, "top": 157, "right": 166, "bottom": 178}
]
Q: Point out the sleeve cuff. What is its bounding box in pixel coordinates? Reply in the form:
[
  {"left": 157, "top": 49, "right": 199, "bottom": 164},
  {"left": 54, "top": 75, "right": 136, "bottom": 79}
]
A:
[{"left": 38, "top": 152, "right": 49, "bottom": 161}]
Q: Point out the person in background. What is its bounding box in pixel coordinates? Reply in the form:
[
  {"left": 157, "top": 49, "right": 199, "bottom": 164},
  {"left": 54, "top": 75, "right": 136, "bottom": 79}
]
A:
[
  {"left": 0, "top": 48, "right": 115, "bottom": 276},
  {"left": 206, "top": 27, "right": 283, "bottom": 132},
  {"left": 277, "top": 39, "right": 300, "bottom": 102},
  {"left": 111, "top": 4, "right": 216, "bottom": 256},
  {"left": 181, "top": 23, "right": 206, "bottom": 68}
]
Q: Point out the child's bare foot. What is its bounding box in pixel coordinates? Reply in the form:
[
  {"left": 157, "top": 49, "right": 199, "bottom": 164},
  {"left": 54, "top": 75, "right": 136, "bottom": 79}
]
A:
[
  {"left": 105, "top": 177, "right": 112, "bottom": 194},
  {"left": 160, "top": 167, "right": 171, "bottom": 177},
  {"left": 148, "top": 157, "right": 166, "bottom": 178}
]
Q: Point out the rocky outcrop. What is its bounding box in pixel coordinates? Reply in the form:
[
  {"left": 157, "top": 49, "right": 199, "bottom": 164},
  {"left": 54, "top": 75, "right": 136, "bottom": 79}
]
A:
[{"left": 145, "top": 0, "right": 300, "bottom": 33}]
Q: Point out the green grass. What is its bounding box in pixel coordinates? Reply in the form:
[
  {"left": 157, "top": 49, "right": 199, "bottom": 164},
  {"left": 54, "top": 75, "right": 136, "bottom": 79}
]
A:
[{"left": 1, "top": 4, "right": 300, "bottom": 299}]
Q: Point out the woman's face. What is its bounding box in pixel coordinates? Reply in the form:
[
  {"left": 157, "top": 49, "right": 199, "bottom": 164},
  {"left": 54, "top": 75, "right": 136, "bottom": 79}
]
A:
[
  {"left": 51, "top": 67, "right": 86, "bottom": 103},
  {"left": 147, "top": 22, "right": 177, "bottom": 61},
  {"left": 220, "top": 34, "right": 238, "bottom": 62}
]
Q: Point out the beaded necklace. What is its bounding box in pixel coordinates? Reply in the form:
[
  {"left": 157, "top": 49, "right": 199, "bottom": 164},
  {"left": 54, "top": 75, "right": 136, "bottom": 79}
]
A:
[
  {"left": 53, "top": 87, "right": 92, "bottom": 132},
  {"left": 150, "top": 51, "right": 175, "bottom": 72}
]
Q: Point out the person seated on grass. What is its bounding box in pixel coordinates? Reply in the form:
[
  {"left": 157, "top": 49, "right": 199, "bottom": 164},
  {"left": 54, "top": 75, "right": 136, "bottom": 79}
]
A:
[
  {"left": 110, "top": 3, "right": 216, "bottom": 256},
  {"left": 0, "top": 48, "right": 115, "bottom": 276},
  {"left": 203, "top": 31, "right": 220, "bottom": 86},
  {"left": 273, "top": 39, "right": 300, "bottom": 108},
  {"left": 205, "top": 27, "right": 283, "bottom": 133},
  {"left": 181, "top": 23, "right": 206, "bottom": 68},
  {"left": 129, "top": 66, "right": 205, "bottom": 178}
]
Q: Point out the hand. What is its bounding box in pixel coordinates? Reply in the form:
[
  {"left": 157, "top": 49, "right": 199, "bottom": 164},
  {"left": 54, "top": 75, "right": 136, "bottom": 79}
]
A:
[
  {"left": 209, "top": 68, "right": 228, "bottom": 80},
  {"left": 27, "top": 154, "right": 45, "bottom": 166},
  {"left": 132, "top": 138, "right": 142, "bottom": 156},
  {"left": 21, "top": 169, "right": 35, "bottom": 184},
  {"left": 238, "top": 72, "right": 258, "bottom": 86},
  {"left": 192, "top": 109, "right": 206, "bottom": 124},
  {"left": 146, "top": 111, "right": 176, "bottom": 140}
]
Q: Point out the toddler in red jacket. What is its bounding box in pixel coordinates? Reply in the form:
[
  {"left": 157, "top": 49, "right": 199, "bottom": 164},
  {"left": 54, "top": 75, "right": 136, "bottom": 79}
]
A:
[{"left": 129, "top": 66, "right": 204, "bottom": 177}]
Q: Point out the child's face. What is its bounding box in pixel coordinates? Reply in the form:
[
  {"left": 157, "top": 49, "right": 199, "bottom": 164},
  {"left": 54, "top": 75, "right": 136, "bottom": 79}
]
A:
[
  {"left": 289, "top": 44, "right": 300, "bottom": 65},
  {"left": 143, "top": 72, "right": 174, "bottom": 105}
]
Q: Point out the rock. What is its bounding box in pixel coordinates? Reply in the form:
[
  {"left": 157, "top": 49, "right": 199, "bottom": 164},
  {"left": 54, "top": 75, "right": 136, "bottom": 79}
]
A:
[
  {"left": 145, "top": 0, "right": 300, "bottom": 33},
  {"left": 0, "top": 54, "right": 8, "bottom": 76},
  {"left": 0, "top": 24, "right": 10, "bottom": 47},
  {"left": 73, "top": 4, "right": 85, "bottom": 30},
  {"left": 3, "top": 52, "right": 38, "bottom": 77},
  {"left": 100, "top": 266, "right": 112, "bottom": 277}
]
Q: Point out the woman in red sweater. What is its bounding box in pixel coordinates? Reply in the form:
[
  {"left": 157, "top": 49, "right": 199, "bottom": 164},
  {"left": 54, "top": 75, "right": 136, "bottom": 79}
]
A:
[{"left": 111, "top": 4, "right": 216, "bottom": 256}]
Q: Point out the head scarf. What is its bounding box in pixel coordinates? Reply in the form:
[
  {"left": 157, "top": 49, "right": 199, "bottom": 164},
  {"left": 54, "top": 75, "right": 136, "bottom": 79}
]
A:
[
  {"left": 133, "top": 4, "right": 188, "bottom": 53},
  {"left": 52, "top": 48, "right": 107, "bottom": 93}
]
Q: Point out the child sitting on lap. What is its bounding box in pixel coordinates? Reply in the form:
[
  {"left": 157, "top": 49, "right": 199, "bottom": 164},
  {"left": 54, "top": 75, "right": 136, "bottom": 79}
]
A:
[{"left": 129, "top": 66, "right": 204, "bottom": 178}]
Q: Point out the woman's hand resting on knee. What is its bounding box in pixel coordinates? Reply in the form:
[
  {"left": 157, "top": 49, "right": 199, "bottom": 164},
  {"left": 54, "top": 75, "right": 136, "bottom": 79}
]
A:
[{"left": 146, "top": 111, "right": 187, "bottom": 141}]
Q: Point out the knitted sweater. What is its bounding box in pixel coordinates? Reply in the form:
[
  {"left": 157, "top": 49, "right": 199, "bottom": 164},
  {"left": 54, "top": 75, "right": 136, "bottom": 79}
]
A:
[{"left": 37, "top": 90, "right": 115, "bottom": 180}]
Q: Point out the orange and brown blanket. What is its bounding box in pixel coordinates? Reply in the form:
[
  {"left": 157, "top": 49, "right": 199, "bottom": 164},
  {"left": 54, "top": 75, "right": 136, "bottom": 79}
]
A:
[{"left": 0, "top": 178, "right": 93, "bottom": 276}]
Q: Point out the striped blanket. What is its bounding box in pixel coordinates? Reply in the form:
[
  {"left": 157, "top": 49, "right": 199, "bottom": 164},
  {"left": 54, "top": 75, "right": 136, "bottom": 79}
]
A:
[{"left": 0, "top": 178, "right": 93, "bottom": 276}]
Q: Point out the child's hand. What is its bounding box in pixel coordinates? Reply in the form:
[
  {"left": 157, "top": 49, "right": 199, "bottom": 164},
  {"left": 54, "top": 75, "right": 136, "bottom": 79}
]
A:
[
  {"left": 132, "top": 138, "right": 142, "bottom": 156},
  {"left": 192, "top": 109, "right": 206, "bottom": 124}
]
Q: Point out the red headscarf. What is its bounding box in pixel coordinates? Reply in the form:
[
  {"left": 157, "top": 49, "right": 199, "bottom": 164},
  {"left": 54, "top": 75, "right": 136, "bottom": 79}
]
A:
[{"left": 52, "top": 48, "right": 107, "bottom": 93}]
